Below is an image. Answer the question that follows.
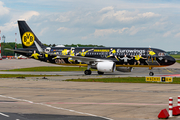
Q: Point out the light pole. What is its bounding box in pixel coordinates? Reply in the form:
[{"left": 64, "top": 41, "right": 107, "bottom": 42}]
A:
[
  {"left": 0, "top": 31, "right": 2, "bottom": 60},
  {"left": 15, "top": 33, "right": 17, "bottom": 58}
]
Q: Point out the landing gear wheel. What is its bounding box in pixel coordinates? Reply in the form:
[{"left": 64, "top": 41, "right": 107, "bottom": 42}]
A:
[
  {"left": 97, "top": 71, "right": 104, "bottom": 75},
  {"left": 84, "top": 70, "right": 91, "bottom": 75},
  {"left": 149, "top": 72, "right": 154, "bottom": 76}
]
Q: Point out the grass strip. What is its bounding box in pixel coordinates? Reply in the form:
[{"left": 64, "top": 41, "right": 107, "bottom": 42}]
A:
[
  {"left": 170, "top": 55, "right": 180, "bottom": 63},
  {"left": 170, "top": 55, "right": 180, "bottom": 59},
  {"left": 65, "top": 77, "right": 180, "bottom": 84},
  {"left": 176, "top": 60, "right": 180, "bottom": 64},
  {"left": 2, "top": 66, "right": 94, "bottom": 72},
  {"left": 0, "top": 74, "right": 60, "bottom": 78}
]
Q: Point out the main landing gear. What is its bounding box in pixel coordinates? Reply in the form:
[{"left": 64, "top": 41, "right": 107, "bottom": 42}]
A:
[
  {"left": 84, "top": 65, "right": 105, "bottom": 75},
  {"left": 84, "top": 70, "right": 91, "bottom": 75},
  {"left": 84, "top": 70, "right": 105, "bottom": 75},
  {"left": 84, "top": 65, "right": 92, "bottom": 75}
]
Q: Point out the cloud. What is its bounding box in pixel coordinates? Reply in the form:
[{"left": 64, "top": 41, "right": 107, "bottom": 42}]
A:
[
  {"left": 129, "top": 26, "right": 146, "bottom": 35},
  {"left": 153, "top": 21, "right": 167, "bottom": 26},
  {"left": 19, "top": 11, "right": 40, "bottom": 21},
  {"left": 0, "top": 10, "right": 40, "bottom": 32},
  {"left": 55, "top": 15, "right": 70, "bottom": 22},
  {"left": 39, "top": 27, "right": 49, "bottom": 36},
  {"left": 97, "top": 7, "right": 160, "bottom": 25},
  {"left": 55, "top": 11, "right": 74, "bottom": 22},
  {"left": 0, "top": 1, "right": 9, "bottom": 16},
  {"left": 2, "top": 0, "right": 180, "bottom": 50},
  {"left": 94, "top": 29, "right": 115, "bottom": 37},
  {"left": 99, "top": 6, "right": 114, "bottom": 13},
  {"left": 81, "top": 36, "right": 87, "bottom": 40},
  {"left": 163, "top": 31, "right": 171, "bottom": 37},
  {"left": 175, "top": 32, "right": 180, "bottom": 38},
  {"left": 138, "top": 12, "right": 160, "bottom": 18},
  {"left": 57, "top": 27, "right": 69, "bottom": 31},
  {"left": 0, "top": 21, "right": 17, "bottom": 32},
  {"left": 93, "top": 26, "right": 146, "bottom": 37},
  {"left": 94, "top": 27, "right": 129, "bottom": 37}
]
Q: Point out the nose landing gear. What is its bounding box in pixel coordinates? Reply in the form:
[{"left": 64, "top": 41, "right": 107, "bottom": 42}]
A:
[
  {"left": 149, "top": 72, "right": 154, "bottom": 76},
  {"left": 149, "top": 67, "right": 154, "bottom": 76}
]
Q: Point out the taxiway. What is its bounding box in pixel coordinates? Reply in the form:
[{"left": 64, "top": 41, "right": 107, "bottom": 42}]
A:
[{"left": 0, "top": 59, "right": 179, "bottom": 120}]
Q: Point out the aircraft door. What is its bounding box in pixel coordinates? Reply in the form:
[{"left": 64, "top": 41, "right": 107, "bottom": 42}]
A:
[{"left": 146, "top": 48, "right": 159, "bottom": 65}]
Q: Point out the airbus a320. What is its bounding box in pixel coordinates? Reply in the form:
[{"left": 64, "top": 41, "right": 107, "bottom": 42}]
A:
[{"left": 7, "top": 21, "right": 176, "bottom": 76}]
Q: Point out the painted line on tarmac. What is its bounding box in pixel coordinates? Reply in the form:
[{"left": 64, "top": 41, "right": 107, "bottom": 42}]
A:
[
  {"left": 0, "top": 95, "right": 113, "bottom": 120},
  {"left": 0, "top": 102, "right": 27, "bottom": 104},
  {"left": 0, "top": 101, "right": 167, "bottom": 106},
  {"left": 165, "top": 68, "right": 173, "bottom": 73},
  {"left": 0, "top": 112, "right": 9, "bottom": 117},
  {"left": 44, "top": 102, "right": 167, "bottom": 106}
]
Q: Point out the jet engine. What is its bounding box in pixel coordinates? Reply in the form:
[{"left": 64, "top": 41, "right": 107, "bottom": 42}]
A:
[
  {"left": 116, "top": 67, "right": 133, "bottom": 72},
  {"left": 96, "top": 62, "right": 116, "bottom": 72}
]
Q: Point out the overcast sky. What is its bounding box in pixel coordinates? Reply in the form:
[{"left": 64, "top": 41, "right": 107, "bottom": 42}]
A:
[{"left": 0, "top": 0, "right": 180, "bottom": 50}]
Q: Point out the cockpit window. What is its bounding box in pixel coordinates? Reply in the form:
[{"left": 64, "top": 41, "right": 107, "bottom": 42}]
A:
[
  {"left": 158, "top": 53, "right": 165, "bottom": 56},
  {"left": 158, "top": 52, "right": 168, "bottom": 56},
  {"left": 165, "top": 53, "right": 169, "bottom": 56}
]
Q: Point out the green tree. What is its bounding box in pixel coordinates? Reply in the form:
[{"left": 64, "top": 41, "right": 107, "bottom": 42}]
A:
[{"left": 2, "top": 42, "right": 23, "bottom": 56}]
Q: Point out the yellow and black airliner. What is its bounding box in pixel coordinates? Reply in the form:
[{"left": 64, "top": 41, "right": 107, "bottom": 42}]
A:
[{"left": 7, "top": 20, "right": 176, "bottom": 76}]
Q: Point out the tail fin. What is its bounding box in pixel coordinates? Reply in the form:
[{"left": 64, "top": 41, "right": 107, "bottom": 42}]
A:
[{"left": 18, "top": 20, "right": 45, "bottom": 49}]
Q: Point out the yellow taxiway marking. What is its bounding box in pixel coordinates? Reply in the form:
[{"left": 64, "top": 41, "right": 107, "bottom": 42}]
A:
[{"left": 165, "top": 68, "right": 173, "bottom": 73}]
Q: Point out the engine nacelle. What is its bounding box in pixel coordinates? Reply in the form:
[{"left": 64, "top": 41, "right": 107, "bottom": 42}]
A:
[
  {"left": 116, "top": 67, "right": 133, "bottom": 72},
  {"left": 96, "top": 62, "right": 116, "bottom": 72}
]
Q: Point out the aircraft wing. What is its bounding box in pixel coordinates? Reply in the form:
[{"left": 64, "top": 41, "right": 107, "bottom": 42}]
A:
[{"left": 49, "top": 53, "right": 112, "bottom": 64}]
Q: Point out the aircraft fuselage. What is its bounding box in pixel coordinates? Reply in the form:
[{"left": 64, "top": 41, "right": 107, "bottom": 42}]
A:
[{"left": 17, "top": 46, "right": 175, "bottom": 67}]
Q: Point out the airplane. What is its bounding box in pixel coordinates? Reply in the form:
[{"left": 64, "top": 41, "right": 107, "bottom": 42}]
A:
[{"left": 7, "top": 20, "right": 176, "bottom": 76}]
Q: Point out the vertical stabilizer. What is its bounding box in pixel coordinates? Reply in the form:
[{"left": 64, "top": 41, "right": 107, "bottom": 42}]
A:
[{"left": 18, "top": 20, "right": 45, "bottom": 49}]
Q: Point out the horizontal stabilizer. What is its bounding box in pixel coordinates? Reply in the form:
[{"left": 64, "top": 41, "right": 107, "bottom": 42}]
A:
[{"left": 5, "top": 48, "right": 33, "bottom": 53}]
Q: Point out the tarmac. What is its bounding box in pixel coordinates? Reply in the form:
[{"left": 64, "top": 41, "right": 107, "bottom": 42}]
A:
[{"left": 0, "top": 59, "right": 180, "bottom": 120}]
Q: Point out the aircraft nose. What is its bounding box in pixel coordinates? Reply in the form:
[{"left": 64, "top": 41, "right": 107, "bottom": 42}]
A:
[{"left": 168, "top": 56, "right": 176, "bottom": 65}]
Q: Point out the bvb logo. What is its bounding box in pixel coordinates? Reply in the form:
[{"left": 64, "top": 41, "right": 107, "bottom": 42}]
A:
[{"left": 22, "top": 32, "right": 35, "bottom": 47}]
